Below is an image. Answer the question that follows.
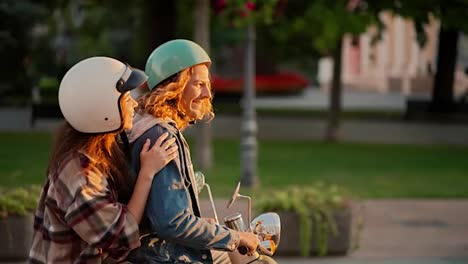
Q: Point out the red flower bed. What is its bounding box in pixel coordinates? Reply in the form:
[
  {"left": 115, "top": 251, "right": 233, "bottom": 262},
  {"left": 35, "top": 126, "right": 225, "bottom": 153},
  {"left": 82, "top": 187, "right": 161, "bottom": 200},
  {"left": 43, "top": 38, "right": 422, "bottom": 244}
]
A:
[{"left": 211, "top": 72, "right": 309, "bottom": 95}]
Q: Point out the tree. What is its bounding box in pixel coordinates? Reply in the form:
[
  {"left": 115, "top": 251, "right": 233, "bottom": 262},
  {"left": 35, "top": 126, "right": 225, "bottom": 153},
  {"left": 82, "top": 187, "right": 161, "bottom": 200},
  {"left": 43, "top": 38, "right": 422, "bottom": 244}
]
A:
[
  {"left": 12, "top": 0, "right": 149, "bottom": 82},
  {"left": 269, "top": 0, "right": 375, "bottom": 141},
  {"left": 142, "top": 0, "right": 177, "bottom": 59},
  {"left": 0, "top": 0, "right": 48, "bottom": 101},
  {"left": 366, "top": 0, "right": 468, "bottom": 113}
]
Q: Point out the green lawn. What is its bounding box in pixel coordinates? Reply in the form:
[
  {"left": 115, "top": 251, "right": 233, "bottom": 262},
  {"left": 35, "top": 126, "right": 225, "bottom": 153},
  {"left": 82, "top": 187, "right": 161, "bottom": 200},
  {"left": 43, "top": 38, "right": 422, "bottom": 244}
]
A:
[{"left": 1, "top": 132, "right": 468, "bottom": 198}]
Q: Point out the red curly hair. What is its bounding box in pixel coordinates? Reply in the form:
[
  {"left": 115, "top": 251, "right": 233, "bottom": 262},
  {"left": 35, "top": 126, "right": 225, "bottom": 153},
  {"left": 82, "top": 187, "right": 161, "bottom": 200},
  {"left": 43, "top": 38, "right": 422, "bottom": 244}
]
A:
[
  {"left": 48, "top": 123, "right": 132, "bottom": 203},
  {"left": 137, "top": 65, "right": 214, "bottom": 130},
  {"left": 47, "top": 96, "right": 134, "bottom": 203}
]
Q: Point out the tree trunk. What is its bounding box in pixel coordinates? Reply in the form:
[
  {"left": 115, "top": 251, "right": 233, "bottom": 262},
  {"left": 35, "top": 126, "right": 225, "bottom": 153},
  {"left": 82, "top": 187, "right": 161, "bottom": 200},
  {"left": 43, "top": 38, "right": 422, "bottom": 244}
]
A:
[
  {"left": 145, "top": 0, "right": 176, "bottom": 50},
  {"left": 194, "top": 0, "right": 213, "bottom": 170},
  {"left": 325, "top": 36, "right": 344, "bottom": 142},
  {"left": 430, "top": 28, "right": 459, "bottom": 113}
]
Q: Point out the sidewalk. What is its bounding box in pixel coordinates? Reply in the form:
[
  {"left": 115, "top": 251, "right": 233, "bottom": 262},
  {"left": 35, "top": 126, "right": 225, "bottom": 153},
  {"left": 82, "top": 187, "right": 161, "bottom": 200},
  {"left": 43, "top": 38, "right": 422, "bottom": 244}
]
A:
[
  {"left": 353, "top": 200, "right": 468, "bottom": 258},
  {"left": 2, "top": 89, "right": 468, "bottom": 145},
  {"left": 276, "top": 257, "right": 468, "bottom": 264},
  {"left": 3, "top": 257, "right": 467, "bottom": 264},
  {"left": 198, "top": 199, "right": 468, "bottom": 264},
  {"left": 3, "top": 107, "right": 468, "bottom": 145},
  {"left": 206, "top": 115, "right": 468, "bottom": 145},
  {"left": 255, "top": 88, "right": 409, "bottom": 111},
  {"left": 4, "top": 199, "right": 466, "bottom": 264}
]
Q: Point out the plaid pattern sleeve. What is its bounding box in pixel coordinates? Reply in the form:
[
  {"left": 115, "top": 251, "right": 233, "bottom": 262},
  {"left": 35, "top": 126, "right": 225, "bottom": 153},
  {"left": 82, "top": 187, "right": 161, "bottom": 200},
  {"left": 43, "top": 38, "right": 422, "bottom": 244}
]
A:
[
  {"left": 64, "top": 176, "right": 140, "bottom": 256},
  {"left": 28, "top": 154, "right": 140, "bottom": 264}
]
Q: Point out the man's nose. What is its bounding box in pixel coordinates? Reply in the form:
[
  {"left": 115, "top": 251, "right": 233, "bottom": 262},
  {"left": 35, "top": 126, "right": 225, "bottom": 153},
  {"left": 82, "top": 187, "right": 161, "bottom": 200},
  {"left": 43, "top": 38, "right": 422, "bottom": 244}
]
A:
[
  {"left": 200, "top": 85, "right": 211, "bottom": 99},
  {"left": 131, "top": 97, "right": 138, "bottom": 108}
]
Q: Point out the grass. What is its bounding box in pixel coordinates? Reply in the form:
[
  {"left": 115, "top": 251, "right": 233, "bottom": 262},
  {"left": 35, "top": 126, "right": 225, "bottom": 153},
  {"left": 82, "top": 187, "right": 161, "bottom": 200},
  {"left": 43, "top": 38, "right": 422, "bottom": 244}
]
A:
[
  {"left": 0, "top": 133, "right": 52, "bottom": 187},
  {"left": 203, "top": 139, "right": 468, "bottom": 199},
  {"left": 1, "top": 132, "right": 468, "bottom": 198}
]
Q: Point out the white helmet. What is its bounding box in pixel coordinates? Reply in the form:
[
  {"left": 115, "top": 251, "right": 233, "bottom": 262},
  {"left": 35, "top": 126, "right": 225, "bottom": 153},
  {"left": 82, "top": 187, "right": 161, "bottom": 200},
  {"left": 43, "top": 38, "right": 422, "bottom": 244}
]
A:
[{"left": 58, "top": 56, "right": 147, "bottom": 133}]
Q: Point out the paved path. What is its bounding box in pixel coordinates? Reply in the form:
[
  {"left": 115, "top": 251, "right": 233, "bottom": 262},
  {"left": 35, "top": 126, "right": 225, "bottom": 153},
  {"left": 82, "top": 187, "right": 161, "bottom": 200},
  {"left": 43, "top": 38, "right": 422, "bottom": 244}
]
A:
[
  {"left": 352, "top": 200, "right": 468, "bottom": 258},
  {"left": 4, "top": 107, "right": 468, "bottom": 145},
  {"left": 3, "top": 257, "right": 467, "bottom": 264},
  {"left": 2, "top": 200, "right": 468, "bottom": 263},
  {"left": 203, "top": 115, "right": 468, "bottom": 145},
  {"left": 2, "top": 89, "right": 468, "bottom": 145},
  {"left": 197, "top": 199, "right": 468, "bottom": 263},
  {"left": 255, "top": 88, "right": 410, "bottom": 111},
  {"left": 276, "top": 257, "right": 468, "bottom": 264}
]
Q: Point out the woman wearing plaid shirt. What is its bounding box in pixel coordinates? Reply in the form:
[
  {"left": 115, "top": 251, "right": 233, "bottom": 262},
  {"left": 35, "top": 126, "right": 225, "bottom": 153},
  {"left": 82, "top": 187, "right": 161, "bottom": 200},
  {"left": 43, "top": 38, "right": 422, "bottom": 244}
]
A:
[{"left": 28, "top": 57, "right": 178, "bottom": 264}]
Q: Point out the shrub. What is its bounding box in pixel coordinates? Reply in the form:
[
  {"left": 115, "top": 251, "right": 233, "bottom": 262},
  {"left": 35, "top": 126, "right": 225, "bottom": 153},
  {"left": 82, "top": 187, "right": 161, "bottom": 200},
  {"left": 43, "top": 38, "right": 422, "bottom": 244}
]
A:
[
  {"left": 255, "top": 183, "right": 352, "bottom": 256},
  {"left": 0, "top": 185, "right": 42, "bottom": 217}
]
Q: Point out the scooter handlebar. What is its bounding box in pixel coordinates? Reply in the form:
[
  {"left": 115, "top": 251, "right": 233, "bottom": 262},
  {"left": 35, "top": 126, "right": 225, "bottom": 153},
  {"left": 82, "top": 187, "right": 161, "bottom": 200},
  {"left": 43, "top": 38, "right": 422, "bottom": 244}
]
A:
[
  {"left": 257, "top": 244, "right": 274, "bottom": 257},
  {"left": 238, "top": 246, "right": 248, "bottom": 255},
  {"left": 238, "top": 244, "right": 273, "bottom": 257}
]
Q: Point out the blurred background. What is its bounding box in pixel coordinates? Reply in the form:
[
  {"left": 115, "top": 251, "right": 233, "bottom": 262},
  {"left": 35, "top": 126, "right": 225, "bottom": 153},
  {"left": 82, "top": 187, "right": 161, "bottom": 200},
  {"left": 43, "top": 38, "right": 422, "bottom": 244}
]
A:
[{"left": 0, "top": 0, "right": 468, "bottom": 263}]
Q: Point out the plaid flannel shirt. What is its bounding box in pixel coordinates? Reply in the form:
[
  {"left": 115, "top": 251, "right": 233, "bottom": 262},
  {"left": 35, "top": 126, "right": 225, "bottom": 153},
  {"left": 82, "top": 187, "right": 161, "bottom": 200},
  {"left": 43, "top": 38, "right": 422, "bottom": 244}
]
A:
[{"left": 28, "top": 153, "right": 140, "bottom": 264}]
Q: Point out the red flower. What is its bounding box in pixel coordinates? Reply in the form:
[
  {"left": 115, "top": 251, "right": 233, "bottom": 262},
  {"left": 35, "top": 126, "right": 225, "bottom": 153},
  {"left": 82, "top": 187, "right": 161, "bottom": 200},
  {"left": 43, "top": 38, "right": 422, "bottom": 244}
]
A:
[
  {"left": 212, "top": 73, "right": 309, "bottom": 95},
  {"left": 215, "top": 0, "right": 226, "bottom": 8},
  {"left": 245, "top": 1, "right": 256, "bottom": 10},
  {"left": 214, "top": 0, "right": 227, "bottom": 12}
]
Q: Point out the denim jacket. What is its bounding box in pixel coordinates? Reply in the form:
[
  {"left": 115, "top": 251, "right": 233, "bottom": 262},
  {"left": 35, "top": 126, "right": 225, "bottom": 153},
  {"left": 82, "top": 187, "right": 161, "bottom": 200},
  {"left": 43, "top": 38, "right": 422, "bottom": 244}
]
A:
[{"left": 126, "top": 113, "right": 239, "bottom": 263}]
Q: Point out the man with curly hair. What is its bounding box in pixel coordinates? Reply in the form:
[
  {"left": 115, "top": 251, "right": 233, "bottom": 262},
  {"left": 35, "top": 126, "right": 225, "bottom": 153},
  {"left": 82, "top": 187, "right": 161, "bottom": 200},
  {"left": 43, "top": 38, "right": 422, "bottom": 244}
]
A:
[{"left": 126, "top": 39, "right": 259, "bottom": 264}]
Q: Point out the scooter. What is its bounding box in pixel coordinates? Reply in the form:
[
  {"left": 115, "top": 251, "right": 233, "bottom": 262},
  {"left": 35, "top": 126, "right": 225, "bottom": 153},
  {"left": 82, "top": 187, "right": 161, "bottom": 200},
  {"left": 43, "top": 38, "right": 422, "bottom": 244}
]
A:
[{"left": 195, "top": 172, "right": 281, "bottom": 264}]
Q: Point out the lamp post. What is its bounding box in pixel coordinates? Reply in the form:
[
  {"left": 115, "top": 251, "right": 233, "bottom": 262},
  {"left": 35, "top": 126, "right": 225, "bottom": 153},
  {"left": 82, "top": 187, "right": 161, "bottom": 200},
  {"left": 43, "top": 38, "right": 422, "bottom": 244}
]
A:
[
  {"left": 240, "top": 23, "right": 259, "bottom": 188},
  {"left": 194, "top": 0, "right": 213, "bottom": 170}
]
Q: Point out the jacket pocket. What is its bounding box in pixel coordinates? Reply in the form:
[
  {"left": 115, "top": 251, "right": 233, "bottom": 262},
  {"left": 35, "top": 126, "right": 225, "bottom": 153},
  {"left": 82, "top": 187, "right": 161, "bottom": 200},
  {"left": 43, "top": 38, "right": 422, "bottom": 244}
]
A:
[{"left": 144, "top": 238, "right": 175, "bottom": 263}]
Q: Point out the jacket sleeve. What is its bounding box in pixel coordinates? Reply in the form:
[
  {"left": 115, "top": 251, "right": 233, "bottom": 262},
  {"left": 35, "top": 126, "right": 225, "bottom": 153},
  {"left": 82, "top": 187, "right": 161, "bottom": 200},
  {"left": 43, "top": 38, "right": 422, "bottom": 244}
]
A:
[
  {"left": 63, "top": 172, "right": 140, "bottom": 258},
  {"left": 130, "top": 126, "right": 240, "bottom": 251}
]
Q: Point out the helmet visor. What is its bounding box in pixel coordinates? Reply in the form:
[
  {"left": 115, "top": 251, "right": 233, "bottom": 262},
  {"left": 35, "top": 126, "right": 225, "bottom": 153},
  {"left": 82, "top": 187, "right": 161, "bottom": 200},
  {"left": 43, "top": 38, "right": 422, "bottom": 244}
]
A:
[{"left": 116, "top": 65, "right": 148, "bottom": 93}]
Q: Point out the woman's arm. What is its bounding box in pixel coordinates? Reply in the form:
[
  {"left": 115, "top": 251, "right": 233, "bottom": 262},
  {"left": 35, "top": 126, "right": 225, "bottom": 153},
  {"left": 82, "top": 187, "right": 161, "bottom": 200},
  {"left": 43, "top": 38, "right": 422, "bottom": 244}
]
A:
[{"left": 127, "top": 133, "right": 177, "bottom": 223}]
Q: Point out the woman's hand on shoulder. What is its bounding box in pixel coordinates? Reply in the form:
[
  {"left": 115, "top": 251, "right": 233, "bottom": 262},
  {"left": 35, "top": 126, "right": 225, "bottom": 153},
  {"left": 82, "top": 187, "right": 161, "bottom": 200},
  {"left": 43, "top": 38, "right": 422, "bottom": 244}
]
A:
[{"left": 139, "top": 132, "right": 178, "bottom": 180}]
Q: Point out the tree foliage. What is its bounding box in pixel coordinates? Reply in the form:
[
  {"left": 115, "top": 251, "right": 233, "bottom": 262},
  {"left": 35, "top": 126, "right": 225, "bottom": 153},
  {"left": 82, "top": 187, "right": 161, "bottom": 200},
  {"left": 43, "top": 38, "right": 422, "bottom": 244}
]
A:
[
  {"left": 272, "top": 0, "right": 374, "bottom": 55},
  {"left": 367, "top": 0, "right": 468, "bottom": 31},
  {"left": 0, "top": 0, "right": 49, "bottom": 100},
  {"left": 366, "top": 0, "right": 468, "bottom": 48},
  {"left": 213, "top": 0, "right": 278, "bottom": 28},
  {"left": 366, "top": 0, "right": 468, "bottom": 111}
]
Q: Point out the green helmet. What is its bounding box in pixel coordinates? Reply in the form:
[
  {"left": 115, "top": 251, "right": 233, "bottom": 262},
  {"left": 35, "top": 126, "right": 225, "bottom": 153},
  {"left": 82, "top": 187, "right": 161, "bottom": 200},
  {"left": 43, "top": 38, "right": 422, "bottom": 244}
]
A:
[{"left": 145, "top": 39, "right": 211, "bottom": 90}]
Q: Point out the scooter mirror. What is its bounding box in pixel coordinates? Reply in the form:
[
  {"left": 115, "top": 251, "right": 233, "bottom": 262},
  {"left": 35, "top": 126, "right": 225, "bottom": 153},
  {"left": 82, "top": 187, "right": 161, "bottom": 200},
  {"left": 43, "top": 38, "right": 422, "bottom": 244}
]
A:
[
  {"left": 250, "top": 213, "right": 281, "bottom": 254},
  {"left": 194, "top": 171, "right": 205, "bottom": 194},
  {"left": 227, "top": 182, "right": 241, "bottom": 208}
]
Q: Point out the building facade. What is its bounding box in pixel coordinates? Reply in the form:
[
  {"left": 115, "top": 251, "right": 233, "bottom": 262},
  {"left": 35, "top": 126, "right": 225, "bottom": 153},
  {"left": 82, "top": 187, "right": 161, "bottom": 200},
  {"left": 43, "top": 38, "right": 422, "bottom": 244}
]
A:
[{"left": 319, "top": 12, "right": 468, "bottom": 97}]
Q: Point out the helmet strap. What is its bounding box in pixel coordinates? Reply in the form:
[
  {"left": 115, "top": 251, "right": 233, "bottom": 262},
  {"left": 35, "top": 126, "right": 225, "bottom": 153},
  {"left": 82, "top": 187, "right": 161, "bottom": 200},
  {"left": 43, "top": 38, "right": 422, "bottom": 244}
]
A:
[
  {"left": 178, "top": 110, "right": 196, "bottom": 125},
  {"left": 120, "top": 131, "right": 131, "bottom": 159}
]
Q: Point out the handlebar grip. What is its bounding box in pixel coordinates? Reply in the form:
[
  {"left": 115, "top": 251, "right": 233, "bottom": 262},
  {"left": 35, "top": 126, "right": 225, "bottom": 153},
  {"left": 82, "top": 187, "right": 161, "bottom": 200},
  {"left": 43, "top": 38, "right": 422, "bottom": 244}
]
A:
[
  {"left": 238, "top": 246, "right": 248, "bottom": 255},
  {"left": 238, "top": 245, "right": 273, "bottom": 256},
  {"left": 257, "top": 244, "right": 274, "bottom": 257}
]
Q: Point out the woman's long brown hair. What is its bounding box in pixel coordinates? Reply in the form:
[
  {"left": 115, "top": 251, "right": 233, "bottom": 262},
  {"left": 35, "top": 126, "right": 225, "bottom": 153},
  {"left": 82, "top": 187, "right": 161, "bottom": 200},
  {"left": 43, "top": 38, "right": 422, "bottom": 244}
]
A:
[
  {"left": 137, "top": 65, "right": 214, "bottom": 130},
  {"left": 47, "top": 123, "right": 133, "bottom": 203}
]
